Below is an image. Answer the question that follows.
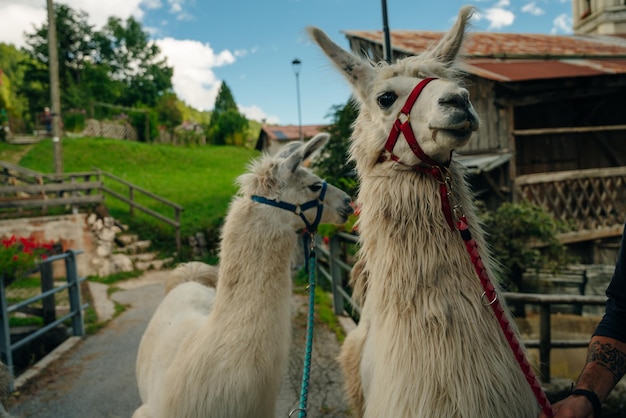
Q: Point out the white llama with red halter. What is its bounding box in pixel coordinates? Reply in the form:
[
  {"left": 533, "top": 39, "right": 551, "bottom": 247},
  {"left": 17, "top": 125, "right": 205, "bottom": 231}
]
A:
[{"left": 309, "top": 6, "right": 550, "bottom": 418}]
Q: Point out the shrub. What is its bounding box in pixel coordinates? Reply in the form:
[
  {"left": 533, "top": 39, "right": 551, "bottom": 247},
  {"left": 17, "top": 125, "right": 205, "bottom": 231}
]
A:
[
  {"left": 481, "top": 201, "right": 573, "bottom": 291},
  {"left": 63, "top": 109, "right": 86, "bottom": 132}
]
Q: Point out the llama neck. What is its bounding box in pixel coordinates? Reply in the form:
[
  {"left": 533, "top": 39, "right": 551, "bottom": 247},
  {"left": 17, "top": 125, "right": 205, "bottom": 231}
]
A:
[
  {"left": 161, "top": 197, "right": 298, "bottom": 417},
  {"left": 214, "top": 197, "right": 297, "bottom": 310},
  {"left": 356, "top": 162, "right": 485, "bottom": 306}
]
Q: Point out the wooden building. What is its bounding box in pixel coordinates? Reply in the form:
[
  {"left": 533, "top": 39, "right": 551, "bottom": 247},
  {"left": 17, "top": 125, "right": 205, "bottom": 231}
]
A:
[
  {"left": 255, "top": 124, "right": 327, "bottom": 155},
  {"left": 342, "top": 6, "right": 626, "bottom": 249}
]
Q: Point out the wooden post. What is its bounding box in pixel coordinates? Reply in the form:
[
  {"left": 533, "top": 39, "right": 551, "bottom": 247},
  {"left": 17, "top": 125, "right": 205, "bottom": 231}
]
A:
[
  {"left": 175, "top": 208, "right": 181, "bottom": 254},
  {"left": 129, "top": 186, "right": 134, "bottom": 217},
  {"left": 507, "top": 102, "right": 517, "bottom": 202},
  {"left": 539, "top": 304, "right": 552, "bottom": 383},
  {"left": 47, "top": 0, "right": 63, "bottom": 176},
  {"left": 329, "top": 234, "right": 344, "bottom": 315}
]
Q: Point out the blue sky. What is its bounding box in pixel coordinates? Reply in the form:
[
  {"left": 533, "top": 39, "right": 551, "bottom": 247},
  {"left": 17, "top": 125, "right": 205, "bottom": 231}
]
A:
[{"left": 0, "top": 0, "right": 573, "bottom": 126}]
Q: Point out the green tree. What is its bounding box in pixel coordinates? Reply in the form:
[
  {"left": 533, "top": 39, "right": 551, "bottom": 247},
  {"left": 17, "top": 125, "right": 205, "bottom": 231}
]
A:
[
  {"left": 20, "top": 4, "right": 173, "bottom": 114},
  {"left": 311, "top": 98, "right": 358, "bottom": 198},
  {"left": 96, "top": 16, "right": 173, "bottom": 107},
  {"left": 155, "top": 93, "right": 183, "bottom": 138},
  {"left": 16, "top": 58, "right": 49, "bottom": 130},
  {"left": 0, "top": 43, "right": 33, "bottom": 128},
  {"left": 208, "top": 82, "right": 248, "bottom": 146},
  {"left": 23, "top": 4, "right": 99, "bottom": 110}
]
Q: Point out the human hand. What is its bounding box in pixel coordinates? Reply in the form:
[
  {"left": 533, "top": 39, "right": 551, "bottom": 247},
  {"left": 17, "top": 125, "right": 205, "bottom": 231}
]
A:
[{"left": 537, "top": 395, "right": 594, "bottom": 418}]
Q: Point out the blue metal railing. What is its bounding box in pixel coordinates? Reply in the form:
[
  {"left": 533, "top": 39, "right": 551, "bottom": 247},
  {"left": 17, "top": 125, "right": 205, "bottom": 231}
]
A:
[{"left": 0, "top": 250, "right": 86, "bottom": 390}]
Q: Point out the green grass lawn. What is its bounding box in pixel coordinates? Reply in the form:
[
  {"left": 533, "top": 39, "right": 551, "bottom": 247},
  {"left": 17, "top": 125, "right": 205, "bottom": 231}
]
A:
[{"left": 15, "top": 137, "right": 260, "bottom": 256}]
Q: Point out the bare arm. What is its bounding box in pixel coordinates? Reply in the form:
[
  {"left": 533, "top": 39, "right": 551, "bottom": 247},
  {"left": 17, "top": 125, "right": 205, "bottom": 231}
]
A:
[{"left": 539, "top": 335, "right": 626, "bottom": 418}]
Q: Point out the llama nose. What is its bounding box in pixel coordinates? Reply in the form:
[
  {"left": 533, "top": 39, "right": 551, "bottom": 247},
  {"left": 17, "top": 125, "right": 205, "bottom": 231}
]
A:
[{"left": 438, "top": 90, "right": 470, "bottom": 110}]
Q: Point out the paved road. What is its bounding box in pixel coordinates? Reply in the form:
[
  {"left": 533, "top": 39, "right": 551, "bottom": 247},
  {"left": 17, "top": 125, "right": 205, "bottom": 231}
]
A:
[{"left": 8, "top": 270, "right": 351, "bottom": 418}]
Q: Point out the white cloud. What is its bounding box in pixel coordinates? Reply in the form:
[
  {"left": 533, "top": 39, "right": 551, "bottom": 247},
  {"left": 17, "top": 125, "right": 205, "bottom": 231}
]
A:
[
  {"left": 60, "top": 0, "right": 146, "bottom": 28},
  {"left": 234, "top": 49, "right": 250, "bottom": 58},
  {"left": 142, "top": 0, "right": 163, "bottom": 9},
  {"left": 167, "top": 0, "right": 191, "bottom": 20},
  {"left": 0, "top": 2, "right": 46, "bottom": 48},
  {"left": 157, "top": 38, "right": 236, "bottom": 111},
  {"left": 494, "top": 0, "right": 510, "bottom": 7},
  {"left": 238, "top": 104, "right": 280, "bottom": 124},
  {"left": 479, "top": 7, "right": 515, "bottom": 30},
  {"left": 521, "top": 2, "right": 544, "bottom": 16},
  {"left": 551, "top": 13, "right": 573, "bottom": 34},
  {"left": 0, "top": 0, "right": 149, "bottom": 48},
  {"left": 170, "top": 3, "right": 182, "bottom": 13}
]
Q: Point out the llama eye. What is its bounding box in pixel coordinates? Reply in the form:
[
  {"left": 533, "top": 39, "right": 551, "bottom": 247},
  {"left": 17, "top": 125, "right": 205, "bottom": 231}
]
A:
[
  {"left": 308, "top": 183, "right": 323, "bottom": 192},
  {"left": 377, "top": 92, "right": 397, "bottom": 109}
]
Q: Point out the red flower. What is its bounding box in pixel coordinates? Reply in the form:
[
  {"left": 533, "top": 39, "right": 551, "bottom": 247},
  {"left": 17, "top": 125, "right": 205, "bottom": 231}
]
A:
[{"left": 1, "top": 235, "right": 56, "bottom": 282}]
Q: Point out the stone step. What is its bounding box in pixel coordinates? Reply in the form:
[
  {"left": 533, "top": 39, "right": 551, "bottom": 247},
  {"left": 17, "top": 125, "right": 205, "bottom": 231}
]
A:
[
  {"left": 129, "top": 252, "right": 158, "bottom": 262},
  {"left": 116, "top": 234, "right": 139, "bottom": 246},
  {"left": 135, "top": 257, "right": 174, "bottom": 271},
  {"left": 117, "top": 240, "right": 151, "bottom": 255}
]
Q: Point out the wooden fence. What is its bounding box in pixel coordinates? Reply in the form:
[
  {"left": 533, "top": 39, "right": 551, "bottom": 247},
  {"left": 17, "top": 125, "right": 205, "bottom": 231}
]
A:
[
  {"left": 315, "top": 232, "right": 608, "bottom": 383},
  {"left": 93, "top": 168, "right": 184, "bottom": 252},
  {"left": 0, "top": 161, "right": 183, "bottom": 252}
]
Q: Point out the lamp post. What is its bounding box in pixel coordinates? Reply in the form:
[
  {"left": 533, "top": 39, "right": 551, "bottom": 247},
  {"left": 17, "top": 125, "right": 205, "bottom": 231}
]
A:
[
  {"left": 291, "top": 58, "right": 302, "bottom": 141},
  {"left": 381, "top": 0, "right": 392, "bottom": 63}
]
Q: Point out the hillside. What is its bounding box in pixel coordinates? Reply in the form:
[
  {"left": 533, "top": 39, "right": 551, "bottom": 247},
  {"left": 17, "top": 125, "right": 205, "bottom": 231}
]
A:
[{"left": 16, "top": 138, "right": 260, "bottom": 249}]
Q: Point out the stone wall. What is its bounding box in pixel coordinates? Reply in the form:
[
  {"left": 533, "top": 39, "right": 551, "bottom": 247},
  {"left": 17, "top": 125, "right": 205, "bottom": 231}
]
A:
[
  {"left": 0, "top": 214, "right": 133, "bottom": 278},
  {"left": 85, "top": 213, "right": 133, "bottom": 277},
  {"left": 0, "top": 214, "right": 95, "bottom": 278}
]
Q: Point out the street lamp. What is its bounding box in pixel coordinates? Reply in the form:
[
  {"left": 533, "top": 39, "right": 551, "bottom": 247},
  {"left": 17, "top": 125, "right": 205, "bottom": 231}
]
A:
[{"left": 291, "top": 58, "right": 302, "bottom": 141}]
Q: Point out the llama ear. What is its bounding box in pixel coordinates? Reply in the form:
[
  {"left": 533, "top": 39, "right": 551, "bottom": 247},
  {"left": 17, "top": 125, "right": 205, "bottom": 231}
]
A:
[
  {"left": 307, "top": 27, "right": 374, "bottom": 99},
  {"left": 301, "top": 133, "right": 329, "bottom": 162},
  {"left": 281, "top": 150, "right": 304, "bottom": 175},
  {"left": 275, "top": 141, "right": 303, "bottom": 159},
  {"left": 423, "top": 6, "right": 474, "bottom": 65}
]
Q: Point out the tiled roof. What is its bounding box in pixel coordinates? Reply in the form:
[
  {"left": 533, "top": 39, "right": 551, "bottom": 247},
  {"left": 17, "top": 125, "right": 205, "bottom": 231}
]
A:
[
  {"left": 344, "top": 30, "right": 626, "bottom": 58},
  {"left": 262, "top": 124, "right": 327, "bottom": 141},
  {"left": 344, "top": 30, "right": 626, "bottom": 81}
]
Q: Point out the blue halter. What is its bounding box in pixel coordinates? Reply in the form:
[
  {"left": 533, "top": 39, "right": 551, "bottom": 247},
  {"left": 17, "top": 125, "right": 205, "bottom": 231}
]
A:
[{"left": 250, "top": 181, "right": 328, "bottom": 232}]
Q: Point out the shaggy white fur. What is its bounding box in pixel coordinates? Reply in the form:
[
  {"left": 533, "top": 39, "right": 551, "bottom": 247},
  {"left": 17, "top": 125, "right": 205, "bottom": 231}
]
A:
[
  {"left": 164, "top": 261, "right": 218, "bottom": 294},
  {"left": 309, "top": 6, "right": 540, "bottom": 418},
  {"left": 132, "top": 134, "right": 353, "bottom": 418}
]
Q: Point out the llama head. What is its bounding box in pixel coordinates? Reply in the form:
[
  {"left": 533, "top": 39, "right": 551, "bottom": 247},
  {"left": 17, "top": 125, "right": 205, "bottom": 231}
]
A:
[
  {"left": 308, "top": 6, "right": 479, "bottom": 172},
  {"left": 239, "top": 133, "right": 353, "bottom": 230}
]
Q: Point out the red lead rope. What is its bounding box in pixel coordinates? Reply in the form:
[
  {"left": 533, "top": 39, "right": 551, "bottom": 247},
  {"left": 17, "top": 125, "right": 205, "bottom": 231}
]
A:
[{"left": 457, "top": 216, "right": 554, "bottom": 417}]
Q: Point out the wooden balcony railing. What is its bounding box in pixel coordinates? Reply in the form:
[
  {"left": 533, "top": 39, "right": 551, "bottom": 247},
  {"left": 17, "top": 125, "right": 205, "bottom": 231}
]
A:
[{"left": 514, "top": 166, "right": 626, "bottom": 242}]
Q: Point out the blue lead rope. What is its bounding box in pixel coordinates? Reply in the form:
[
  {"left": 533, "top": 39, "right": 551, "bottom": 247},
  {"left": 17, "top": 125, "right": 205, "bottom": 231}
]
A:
[{"left": 292, "top": 232, "right": 317, "bottom": 418}]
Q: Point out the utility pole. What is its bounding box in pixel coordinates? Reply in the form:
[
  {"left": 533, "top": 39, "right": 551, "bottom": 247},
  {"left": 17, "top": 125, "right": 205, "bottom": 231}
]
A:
[
  {"left": 47, "top": 0, "right": 63, "bottom": 175},
  {"left": 381, "top": 0, "right": 393, "bottom": 63}
]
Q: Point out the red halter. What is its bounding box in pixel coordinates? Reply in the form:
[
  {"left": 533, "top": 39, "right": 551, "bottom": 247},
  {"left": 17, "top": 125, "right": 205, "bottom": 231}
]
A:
[
  {"left": 380, "top": 77, "right": 444, "bottom": 167},
  {"left": 378, "top": 77, "right": 456, "bottom": 230}
]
